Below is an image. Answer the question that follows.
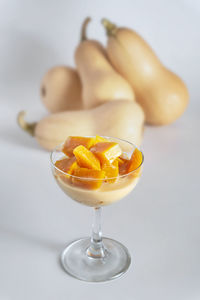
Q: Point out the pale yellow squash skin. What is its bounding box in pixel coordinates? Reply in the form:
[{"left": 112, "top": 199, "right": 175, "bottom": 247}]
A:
[
  {"left": 75, "top": 19, "right": 135, "bottom": 109},
  {"left": 18, "top": 101, "right": 144, "bottom": 151},
  {"left": 40, "top": 66, "right": 82, "bottom": 113},
  {"left": 102, "top": 20, "right": 189, "bottom": 125}
]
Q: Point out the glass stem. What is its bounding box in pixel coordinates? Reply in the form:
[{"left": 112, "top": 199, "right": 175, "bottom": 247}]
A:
[{"left": 87, "top": 207, "right": 106, "bottom": 259}]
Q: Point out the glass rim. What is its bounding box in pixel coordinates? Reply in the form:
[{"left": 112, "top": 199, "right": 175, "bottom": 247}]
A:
[{"left": 50, "top": 136, "right": 144, "bottom": 181}]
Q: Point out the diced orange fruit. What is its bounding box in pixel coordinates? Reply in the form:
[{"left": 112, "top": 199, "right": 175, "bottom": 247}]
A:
[
  {"left": 90, "top": 142, "right": 122, "bottom": 165},
  {"left": 102, "top": 159, "right": 119, "bottom": 183},
  {"left": 62, "top": 136, "right": 95, "bottom": 157},
  {"left": 117, "top": 157, "right": 124, "bottom": 166},
  {"left": 56, "top": 136, "right": 143, "bottom": 189},
  {"left": 116, "top": 149, "right": 143, "bottom": 176},
  {"left": 55, "top": 157, "right": 77, "bottom": 175},
  {"left": 119, "top": 153, "right": 130, "bottom": 160},
  {"left": 93, "top": 135, "right": 108, "bottom": 144},
  {"left": 72, "top": 168, "right": 105, "bottom": 190},
  {"left": 73, "top": 145, "right": 101, "bottom": 170},
  {"left": 118, "top": 158, "right": 130, "bottom": 175},
  {"left": 127, "top": 148, "right": 143, "bottom": 173}
]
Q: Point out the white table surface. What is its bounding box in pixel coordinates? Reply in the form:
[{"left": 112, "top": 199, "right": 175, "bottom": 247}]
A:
[{"left": 0, "top": 0, "right": 200, "bottom": 299}]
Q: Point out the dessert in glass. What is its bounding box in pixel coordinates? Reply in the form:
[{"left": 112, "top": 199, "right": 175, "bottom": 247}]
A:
[{"left": 50, "top": 135, "right": 144, "bottom": 282}]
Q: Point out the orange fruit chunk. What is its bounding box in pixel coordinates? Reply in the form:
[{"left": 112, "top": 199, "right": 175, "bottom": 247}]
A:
[
  {"left": 117, "top": 154, "right": 129, "bottom": 166},
  {"left": 126, "top": 148, "right": 143, "bottom": 176},
  {"left": 118, "top": 158, "right": 130, "bottom": 175},
  {"left": 117, "top": 157, "right": 124, "bottom": 166},
  {"left": 73, "top": 145, "right": 101, "bottom": 170},
  {"left": 55, "top": 157, "right": 77, "bottom": 175},
  {"left": 93, "top": 135, "right": 108, "bottom": 144},
  {"left": 62, "top": 136, "right": 95, "bottom": 157},
  {"left": 72, "top": 168, "right": 105, "bottom": 190},
  {"left": 102, "top": 159, "right": 119, "bottom": 183},
  {"left": 90, "top": 142, "right": 122, "bottom": 165}
]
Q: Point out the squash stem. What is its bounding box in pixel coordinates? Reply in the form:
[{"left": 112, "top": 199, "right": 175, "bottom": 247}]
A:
[
  {"left": 81, "top": 17, "right": 91, "bottom": 42},
  {"left": 101, "top": 18, "right": 117, "bottom": 36},
  {"left": 17, "top": 111, "right": 36, "bottom": 136}
]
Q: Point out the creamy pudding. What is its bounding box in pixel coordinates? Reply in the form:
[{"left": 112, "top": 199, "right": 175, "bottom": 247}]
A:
[{"left": 55, "top": 173, "right": 140, "bottom": 207}]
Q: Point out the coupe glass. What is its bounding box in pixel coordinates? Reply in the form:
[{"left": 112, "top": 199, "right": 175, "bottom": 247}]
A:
[{"left": 50, "top": 136, "right": 144, "bottom": 282}]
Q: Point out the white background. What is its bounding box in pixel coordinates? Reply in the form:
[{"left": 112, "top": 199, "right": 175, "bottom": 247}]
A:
[{"left": 0, "top": 0, "right": 200, "bottom": 299}]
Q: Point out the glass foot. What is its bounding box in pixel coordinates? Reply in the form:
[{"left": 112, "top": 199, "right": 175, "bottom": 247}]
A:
[{"left": 60, "top": 237, "right": 131, "bottom": 282}]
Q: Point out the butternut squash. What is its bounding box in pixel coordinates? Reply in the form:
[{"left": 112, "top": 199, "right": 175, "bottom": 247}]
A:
[
  {"left": 40, "top": 66, "right": 82, "bottom": 113},
  {"left": 17, "top": 100, "right": 144, "bottom": 150},
  {"left": 55, "top": 157, "right": 78, "bottom": 175},
  {"left": 63, "top": 136, "right": 95, "bottom": 157},
  {"left": 72, "top": 168, "right": 106, "bottom": 190},
  {"left": 102, "top": 19, "right": 189, "bottom": 125},
  {"left": 90, "top": 142, "right": 122, "bottom": 165},
  {"left": 73, "top": 145, "right": 101, "bottom": 170},
  {"left": 75, "top": 17, "right": 135, "bottom": 109}
]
